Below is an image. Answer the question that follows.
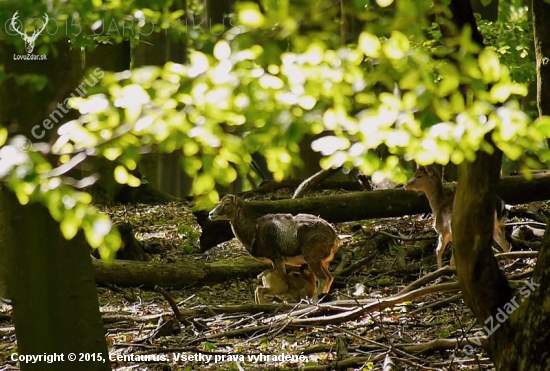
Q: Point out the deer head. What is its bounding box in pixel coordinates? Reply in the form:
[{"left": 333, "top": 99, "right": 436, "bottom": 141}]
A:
[{"left": 10, "top": 11, "right": 49, "bottom": 54}]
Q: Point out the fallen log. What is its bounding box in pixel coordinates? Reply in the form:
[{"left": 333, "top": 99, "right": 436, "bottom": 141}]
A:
[
  {"left": 196, "top": 173, "right": 550, "bottom": 251},
  {"left": 92, "top": 256, "right": 270, "bottom": 289}
]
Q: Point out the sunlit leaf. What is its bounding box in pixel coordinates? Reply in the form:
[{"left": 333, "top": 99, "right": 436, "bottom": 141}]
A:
[
  {"left": 126, "top": 173, "right": 141, "bottom": 187},
  {"left": 479, "top": 48, "right": 501, "bottom": 82},
  {"left": 311, "top": 136, "right": 350, "bottom": 156},
  {"left": 193, "top": 173, "right": 215, "bottom": 195},
  {"left": 437, "top": 64, "right": 459, "bottom": 97},
  {"left": 114, "top": 166, "right": 128, "bottom": 184},
  {"left": 376, "top": 0, "right": 394, "bottom": 7},
  {"left": 60, "top": 217, "right": 80, "bottom": 240},
  {"left": 214, "top": 41, "right": 231, "bottom": 61},
  {"left": 534, "top": 116, "right": 550, "bottom": 137},
  {"left": 0, "top": 128, "right": 8, "bottom": 147},
  {"left": 237, "top": 2, "right": 266, "bottom": 28},
  {"left": 259, "top": 74, "right": 284, "bottom": 89},
  {"left": 358, "top": 32, "right": 381, "bottom": 58},
  {"left": 103, "top": 147, "right": 123, "bottom": 161},
  {"left": 383, "top": 31, "right": 410, "bottom": 59}
]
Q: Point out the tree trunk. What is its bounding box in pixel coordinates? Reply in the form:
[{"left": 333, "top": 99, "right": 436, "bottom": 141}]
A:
[
  {"left": 450, "top": 0, "right": 550, "bottom": 369},
  {"left": 197, "top": 173, "right": 550, "bottom": 251},
  {"left": 453, "top": 145, "right": 515, "bottom": 366},
  {"left": 0, "top": 39, "right": 110, "bottom": 369},
  {"left": 501, "top": 221, "right": 550, "bottom": 370},
  {"left": 532, "top": 0, "right": 550, "bottom": 119},
  {"left": 1, "top": 188, "right": 110, "bottom": 371},
  {"left": 489, "top": 3, "right": 550, "bottom": 367},
  {"left": 93, "top": 256, "right": 271, "bottom": 288},
  {"left": 457, "top": 193, "right": 550, "bottom": 370}
]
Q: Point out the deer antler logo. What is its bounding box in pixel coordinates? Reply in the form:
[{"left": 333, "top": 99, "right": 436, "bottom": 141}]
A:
[{"left": 10, "top": 11, "right": 49, "bottom": 54}]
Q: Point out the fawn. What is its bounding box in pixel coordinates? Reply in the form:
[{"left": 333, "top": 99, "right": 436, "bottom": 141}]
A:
[
  {"left": 208, "top": 195, "right": 340, "bottom": 300},
  {"left": 404, "top": 166, "right": 510, "bottom": 269},
  {"left": 255, "top": 264, "right": 316, "bottom": 303}
]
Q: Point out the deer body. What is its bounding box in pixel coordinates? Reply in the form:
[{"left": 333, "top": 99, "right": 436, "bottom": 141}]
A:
[
  {"left": 404, "top": 166, "right": 510, "bottom": 269},
  {"left": 209, "top": 195, "right": 340, "bottom": 299},
  {"left": 255, "top": 265, "right": 316, "bottom": 303}
]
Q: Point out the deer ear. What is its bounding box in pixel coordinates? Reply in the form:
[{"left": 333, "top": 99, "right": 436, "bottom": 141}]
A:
[{"left": 425, "top": 166, "right": 434, "bottom": 177}]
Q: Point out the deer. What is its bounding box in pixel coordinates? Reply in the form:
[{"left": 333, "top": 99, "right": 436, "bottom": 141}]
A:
[
  {"left": 404, "top": 165, "right": 510, "bottom": 269},
  {"left": 208, "top": 195, "right": 340, "bottom": 301},
  {"left": 255, "top": 264, "right": 316, "bottom": 304}
]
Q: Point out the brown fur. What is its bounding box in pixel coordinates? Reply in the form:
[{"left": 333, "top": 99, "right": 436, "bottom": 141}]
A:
[
  {"left": 255, "top": 265, "right": 316, "bottom": 304},
  {"left": 209, "top": 195, "right": 340, "bottom": 300},
  {"left": 404, "top": 166, "right": 510, "bottom": 269}
]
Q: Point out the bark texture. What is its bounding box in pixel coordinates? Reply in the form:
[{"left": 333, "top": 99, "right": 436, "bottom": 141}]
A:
[
  {"left": 453, "top": 149, "right": 515, "bottom": 366},
  {"left": 450, "top": 0, "right": 550, "bottom": 369},
  {"left": 532, "top": 0, "right": 550, "bottom": 118},
  {"left": 1, "top": 188, "right": 110, "bottom": 371}
]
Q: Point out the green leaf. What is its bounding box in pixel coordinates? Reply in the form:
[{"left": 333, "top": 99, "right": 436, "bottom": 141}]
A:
[
  {"left": 479, "top": 48, "right": 501, "bottom": 83},
  {"left": 437, "top": 65, "right": 459, "bottom": 97},
  {"left": 358, "top": 32, "right": 381, "bottom": 58},
  {"left": 193, "top": 173, "right": 216, "bottom": 195},
  {"left": 0, "top": 128, "right": 7, "bottom": 147},
  {"left": 383, "top": 31, "right": 410, "bottom": 59},
  {"left": 376, "top": 0, "right": 394, "bottom": 7},
  {"left": 533, "top": 117, "right": 550, "bottom": 137},
  {"left": 114, "top": 166, "right": 129, "bottom": 184},
  {"left": 237, "top": 2, "right": 266, "bottom": 28},
  {"left": 60, "top": 216, "right": 81, "bottom": 240},
  {"left": 103, "top": 147, "right": 122, "bottom": 161},
  {"left": 213, "top": 41, "right": 231, "bottom": 61},
  {"left": 202, "top": 342, "right": 218, "bottom": 351}
]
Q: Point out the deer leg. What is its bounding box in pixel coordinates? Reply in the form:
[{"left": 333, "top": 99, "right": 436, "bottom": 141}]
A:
[
  {"left": 320, "top": 260, "right": 334, "bottom": 293},
  {"left": 305, "top": 259, "right": 330, "bottom": 300},
  {"left": 436, "top": 234, "right": 452, "bottom": 269},
  {"left": 271, "top": 259, "right": 288, "bottom": 291},
  {"left": 436, "top": 235, "right": 445, "bottom": 269},
  {"left": 254, "top": 286, "right": 266, "bottom": 304},
  {"left": 493, "top": 219, "right": 510, "bottom": 252}
]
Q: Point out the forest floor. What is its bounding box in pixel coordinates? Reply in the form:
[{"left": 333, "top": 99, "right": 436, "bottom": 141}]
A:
[{"left": 0, "top": 186, "right": 546, "bottom": 371}]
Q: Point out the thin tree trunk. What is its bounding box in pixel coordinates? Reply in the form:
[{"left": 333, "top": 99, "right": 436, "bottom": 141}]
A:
[{"left": 532, "top": 0, "right": 550, "bottom": 147}]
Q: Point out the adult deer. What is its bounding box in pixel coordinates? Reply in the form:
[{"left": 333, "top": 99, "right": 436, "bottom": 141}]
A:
[
  {"left": 209, "top": 195, "right": 340, "bottom": 301},
  {"left": 404, "top": 165, "right": 510, "bottom": 269}
]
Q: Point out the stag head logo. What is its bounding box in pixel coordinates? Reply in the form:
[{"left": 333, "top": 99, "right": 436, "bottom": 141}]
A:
[{"left": 10, "top": 11, "right": 49, "bottom": 54}]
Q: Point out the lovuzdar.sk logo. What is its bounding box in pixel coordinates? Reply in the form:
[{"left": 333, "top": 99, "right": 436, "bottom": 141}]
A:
[{"left": 8, "top": 11, "right": 49, "bottom": 60}]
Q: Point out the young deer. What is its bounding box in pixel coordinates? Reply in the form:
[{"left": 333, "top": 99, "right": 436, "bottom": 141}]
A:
[
  {"left": 208, "top": 195, "right": 340, "bottom": 300},
  {"left": 404, "top": 166, "right": 510, "bottom": 269},
  {"left": 255, "top": 265, "right": 316, "bottom": 304}
]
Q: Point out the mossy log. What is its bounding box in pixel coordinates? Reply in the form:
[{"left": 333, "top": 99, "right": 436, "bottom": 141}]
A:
[{"left": 92, "top": 256, "right": 270, "bottom": 288}]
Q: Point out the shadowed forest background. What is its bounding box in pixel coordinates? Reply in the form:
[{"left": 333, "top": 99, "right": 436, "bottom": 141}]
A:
[{"left": 1, "top": 0, "right": 550, "bottom": 370}]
